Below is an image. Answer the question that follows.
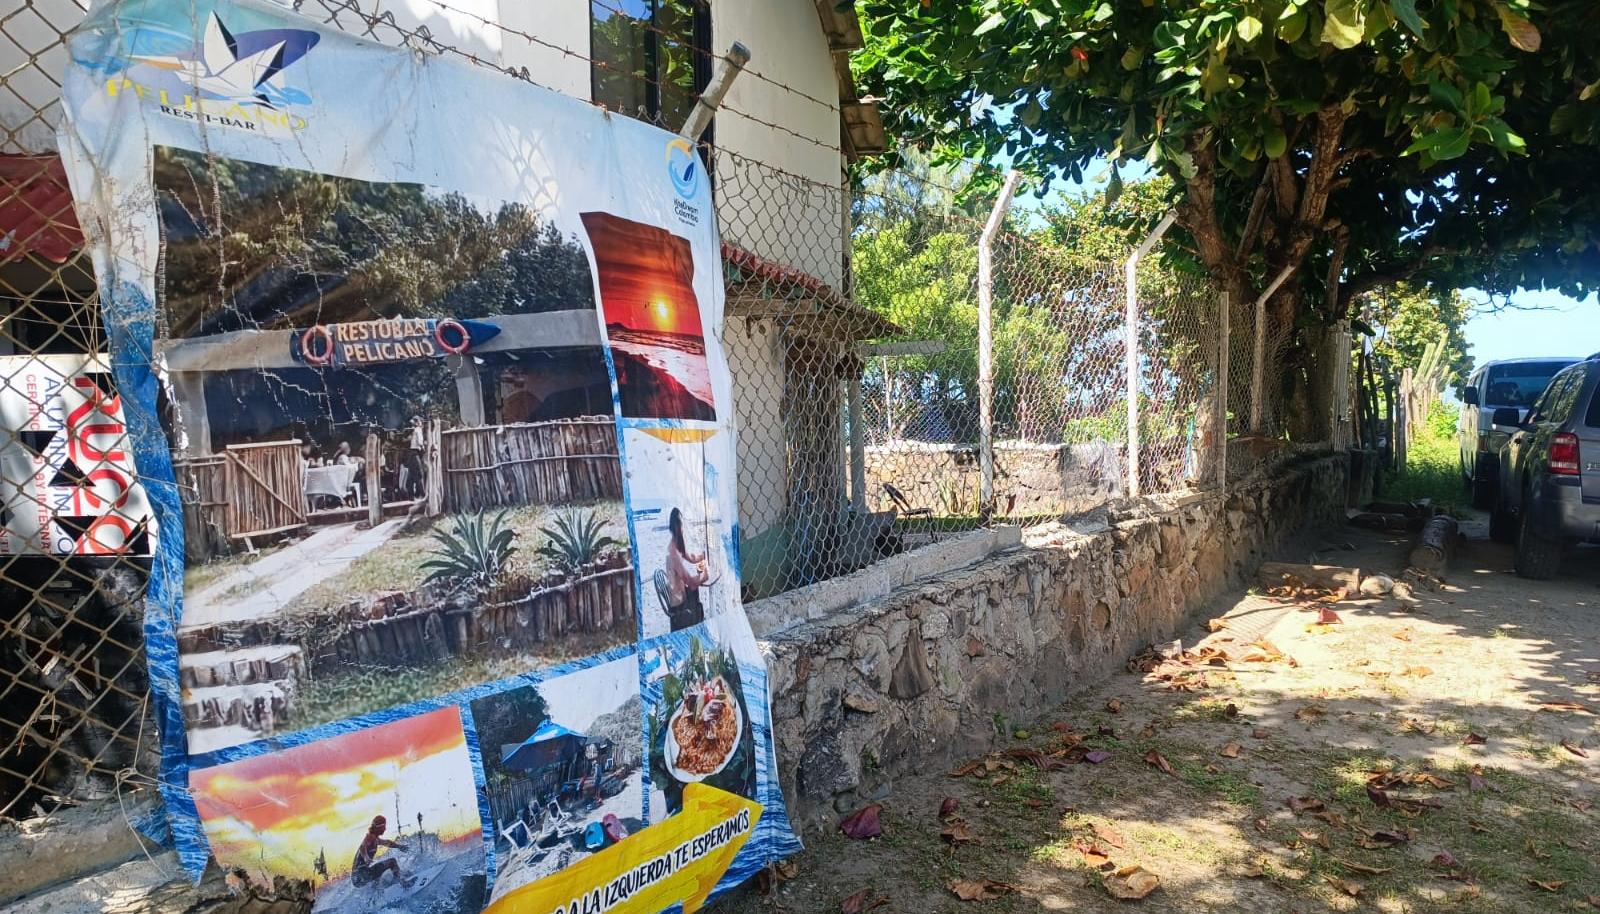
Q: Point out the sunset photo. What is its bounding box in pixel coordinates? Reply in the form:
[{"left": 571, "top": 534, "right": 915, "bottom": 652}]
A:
[
  {"left": 580, "top": 212, "right": 716, "bottom": 421},
  {"left": 191, "top": 708, "right": 486, "bottom": 913}
]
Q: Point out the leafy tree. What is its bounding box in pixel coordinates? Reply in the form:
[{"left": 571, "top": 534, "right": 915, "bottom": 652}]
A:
[
  {"left": 1363, "top": 283, "right": 1473, "bottom": 389},
  {"left": 855, "top": 0, "right": 1600, "bottom": 437},
  {"left": 155, "top": 146, "right": 595, "bottom": 337},
  {"left": 470, "top": 686, "right": 551, "bottom": 779}
]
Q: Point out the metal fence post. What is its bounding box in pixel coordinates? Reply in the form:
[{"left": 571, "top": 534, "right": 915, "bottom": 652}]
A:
[
  {"left": 1124, "top": 212, "right": 1176, "bottom": 499},
  {"left": 1249, "top": 265, "right": 1295, "bottom": 433},
  {"left": 977, "top": 170, "right": 1022, "bottom": 514},
  {"left": 1215, "top": 290, "right": 1230, "bottom": 492}
]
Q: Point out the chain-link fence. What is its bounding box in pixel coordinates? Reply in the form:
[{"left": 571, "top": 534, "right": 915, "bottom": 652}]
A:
[{"left": 0, "top": 0, "right": 1343, "bottom": 843}]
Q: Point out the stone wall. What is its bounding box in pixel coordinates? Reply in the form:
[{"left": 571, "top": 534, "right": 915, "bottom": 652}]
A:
[
  {"left": 763, "top": 452, "right": 1348, "bottom": 827},
  {"left": 863, "top": 440, "right": 1124, "bottom": 518}
]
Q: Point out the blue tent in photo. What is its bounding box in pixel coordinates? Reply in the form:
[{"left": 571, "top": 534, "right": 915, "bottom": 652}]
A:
[{"left": 500, "top": 720, "right": 586, "bottom": 771}]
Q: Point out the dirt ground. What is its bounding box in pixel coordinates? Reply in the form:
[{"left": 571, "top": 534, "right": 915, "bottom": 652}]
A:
[{"left": 734, "top": 513, "right": 1600, "bottom": 913}]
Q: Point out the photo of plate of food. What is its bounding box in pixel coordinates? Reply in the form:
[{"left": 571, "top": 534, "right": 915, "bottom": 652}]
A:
[
  {"left": 663, "top": 674, "right": 743, "bottom": 782},
  {"left": 647, "top": 634, "right": 758, "bottom": 815}
]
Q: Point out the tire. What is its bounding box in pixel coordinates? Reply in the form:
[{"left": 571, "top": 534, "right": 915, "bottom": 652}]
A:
[
  {"left": 1514, "top": 501, "right": 1563, "bottom": 579},
  {"left": 1488, "top": 501, "right": 1516, "bottom": 543},
  {"left": 1470, "top": 473, "right": 1497, "bottom": 510}
]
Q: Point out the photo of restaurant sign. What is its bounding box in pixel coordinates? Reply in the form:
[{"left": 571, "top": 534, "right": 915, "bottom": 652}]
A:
[{"left": 152, "top": 147, "right": 635, "bottom": 754}]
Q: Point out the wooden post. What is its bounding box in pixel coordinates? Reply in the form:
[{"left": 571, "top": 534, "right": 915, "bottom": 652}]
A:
[
  {"left": 365, "top": 433, "right": 382, "bottom": 527},
  {"left": 426, "top": 418, "right": 445, "bottom": 516},
  {"left": 977, "top": 170, "right": 1022, "bottom": 514},
  {"left": 1124, "top": 211, "right": 1176, "bottom": 498}
]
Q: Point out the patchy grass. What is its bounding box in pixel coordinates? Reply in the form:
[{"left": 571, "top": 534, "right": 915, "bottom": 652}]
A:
[{"left": 1384, "top": 402, "right": 1469, "bottom": 510}]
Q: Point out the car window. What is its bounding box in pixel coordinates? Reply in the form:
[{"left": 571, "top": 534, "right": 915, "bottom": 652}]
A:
[
  {"left": 1485, "top": 361, "right": 1574, "bottom": 407},
  {"left": 1548, "top": 371, "right": 1583, "bottom": 423},
  {"left": 1585, "top": 368, "right": 1600, "bottom": 428},
  {"left": 1533, "top": 371, "right": 1580, "bottom": 424}
]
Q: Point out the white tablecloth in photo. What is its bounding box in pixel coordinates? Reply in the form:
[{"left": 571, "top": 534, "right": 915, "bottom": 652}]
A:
[{"left": 304, "top": 464, "right": 359, "bottom": 502}]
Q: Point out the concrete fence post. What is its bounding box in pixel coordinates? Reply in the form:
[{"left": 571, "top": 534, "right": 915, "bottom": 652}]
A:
[
  {"left": 977, "top": 170, "right": 1022, "bottom": 515},
  {"left": 1124, "top": 212, "right": 1176, "bottom": 499},
  {"left": 678, "top": 42, "right": 751, "bottom": 140},
  {"left": 1215, "top": 290, "right": 1230, "bottom": 491}
]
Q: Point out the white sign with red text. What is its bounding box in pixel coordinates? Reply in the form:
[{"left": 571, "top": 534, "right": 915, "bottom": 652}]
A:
[{"left": 0, "top": 354, "right": 154, "bottom": 555}]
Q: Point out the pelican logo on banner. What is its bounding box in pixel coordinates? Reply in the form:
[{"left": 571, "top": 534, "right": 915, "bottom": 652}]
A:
[
  {"left": 292, "top": 318, "right": 501, "bottom": 367},
  {"left": 0, "top": 355, "right": 154, "bottom": 556},
  {"left": 101, "top": 11, "right": 321, "bottom": 135}
]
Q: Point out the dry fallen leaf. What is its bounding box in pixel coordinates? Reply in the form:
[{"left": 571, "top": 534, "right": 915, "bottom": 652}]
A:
[
  {"left": 1295, "top": 704, "right": 1327, "bottom": 723},
  {"left": 1392, "top": 628, "right": 1414, "bottom": 642},
  {"left": 1252, "top": 727, "right": 1271, "bottom": 739},
  {"left": 1527, "top": 878, "right": 1568, "bottom": 892},
  {"left": 1143, "top": 749, "right": 1175, "bottom": 775},
  {"left": 940, "top": 797, "right": 960, "bottom": 820},
  {"left": 950, "top": 761, "right": 983, "bottom": 778},
  {"left": 1430, "top": 851, "right": 1460, "bottom": 869},
  {"left": 1297, "top": 828, "right": 1332, "bottom": 850},
  {"left": 1463, "top": 732, "right": 1488, "bottom": 746},
  {"left": 1562, "top": 741, "right": 1590, "bottom": 759},
  {"left": 1220, "top": 741, "right": 1242, "bottom": 759},
  {"left": 1094, "top": 823, "right": 1127, "bottom": 849},
  {"left": 1539, "top": 700, "right": 1597, "bottom": 715},
  {"left": 1286, "top": 796, "right": 1325, "bottom": 814},
  {"left": 1336, "top": 859, "right": 1392, "bottom": 875},
  {"left": 839, "top": 888, "right": 888, "bottom": 914},
  {"left": 1468, "top": 820, "right": 1489, "bottom": 833},
  {"left": 1400, "top": 665, "right": 1433, "bottom": 678},
  {"left": 1206, "top": 617, "right": 1228, "bottom": 632},
  {"left": 1106, "top": 698, "right": 1123, "bottom": 714},
  {"left": 838, "top": 804, "right": 883, "bottom": 840},
  {"left": 1525, "top": 838, "right": 1550, "bottom": 860},
  {"left": 949, "top": 879, "right": 1015, "bottom": 901},
  {"left": 1586, "top": 894, "right": 1600, "bottom": 909},
  {"left": 941, "top": 820, "right": 977, "bottom": 847},
  {"left": 1084, "top": 749, "right": 1113, "bottom": 764},
  {"left": 1324, "top": 875, "right": 1364, "bottom": 897},
  {"left": 1104, "top": 865, "right": 1161, "bottom": 900},
  {"left": 1075, "top": 840, "right": 1114, "bottom": 869},
  {"left": 1316, "top": 607, "right": 1343, "bottom": 625}
]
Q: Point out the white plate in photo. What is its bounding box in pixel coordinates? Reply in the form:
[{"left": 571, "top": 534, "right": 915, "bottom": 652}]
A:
[{"left": 663, "top": 678, "right": 743, "bottom": 783}]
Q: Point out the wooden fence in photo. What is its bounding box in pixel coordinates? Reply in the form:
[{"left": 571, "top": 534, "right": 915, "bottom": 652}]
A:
[
  {"left": 172, "top": 454, "right": 229, "bottom": 564},
  {"left": 439, "top": 417, "right": 622, "bottom": 512},
  {"left": 309, "top": 561, "right": 636, "bottom": 677}
]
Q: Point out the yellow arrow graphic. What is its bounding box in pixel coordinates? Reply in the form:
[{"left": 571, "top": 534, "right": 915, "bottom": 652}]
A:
[
  {"left": 485, "top": 783, "right": 762, "bottom": 914},
  {"left": 637, "top": 427, "right": 718, "bottom": 445}
]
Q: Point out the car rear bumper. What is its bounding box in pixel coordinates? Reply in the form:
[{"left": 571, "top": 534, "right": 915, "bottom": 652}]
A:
[{"left": 1536, "top": 479, "right": 1600, "bottom": 542}]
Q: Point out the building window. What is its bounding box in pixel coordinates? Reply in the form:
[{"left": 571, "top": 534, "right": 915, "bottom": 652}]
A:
[{"left": 590, "top": 0, "right": 711, "bottom": 132}]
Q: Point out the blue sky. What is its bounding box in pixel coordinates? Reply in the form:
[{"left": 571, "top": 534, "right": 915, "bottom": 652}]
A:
[{"left": 1460, "top": 289, "right": 1600, "bottom": 365}]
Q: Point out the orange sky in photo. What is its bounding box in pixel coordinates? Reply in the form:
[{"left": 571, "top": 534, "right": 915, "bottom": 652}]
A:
[
  {"left": 581, "top": 212, "right": 705, "bottom": 339},
  {"left": 191, "top": 708, "right": 481, "bottom": 883}
]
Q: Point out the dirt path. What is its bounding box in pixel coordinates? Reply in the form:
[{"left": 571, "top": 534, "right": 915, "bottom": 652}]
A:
[
  {"left": 739, "top": 516, "right": 1600, "bottom": 913},
  {"left": 179, "top": 518, "right": 405, "bottom": 629}
]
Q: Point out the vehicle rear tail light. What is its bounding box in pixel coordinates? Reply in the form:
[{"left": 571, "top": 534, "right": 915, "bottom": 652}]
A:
[
  {"left": 1550, "top": 432, "right": 1580, "bottom": 476},
  {"left": 1477, "top": 433, "right": 1489, "bottom": 453}
]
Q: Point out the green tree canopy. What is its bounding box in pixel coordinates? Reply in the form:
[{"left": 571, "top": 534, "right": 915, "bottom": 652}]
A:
[{"left": 855, "top": 0, "right": 1600, "bottom": 433}]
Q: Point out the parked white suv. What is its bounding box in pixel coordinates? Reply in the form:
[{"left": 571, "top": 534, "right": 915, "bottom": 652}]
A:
[{"left": 1459, "top": 357, "right": 1580, "bottom": 508}]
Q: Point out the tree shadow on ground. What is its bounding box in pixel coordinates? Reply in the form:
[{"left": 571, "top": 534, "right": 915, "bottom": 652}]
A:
[{"left": 749, "top": 525, "right": 1599, "bottom": 914}]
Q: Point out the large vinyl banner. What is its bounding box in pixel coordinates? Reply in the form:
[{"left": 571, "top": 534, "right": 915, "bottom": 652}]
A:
[{"left": 57, "top": 0, "right": 800, "bottom": 909}]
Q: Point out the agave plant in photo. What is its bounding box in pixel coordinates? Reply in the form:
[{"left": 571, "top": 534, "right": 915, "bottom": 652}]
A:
[
  {"left": 537, "top": 507, "right": 622, "bottom": 576},
  {"left": 421, "top": 509, "right": 517, "bottom": 591}
]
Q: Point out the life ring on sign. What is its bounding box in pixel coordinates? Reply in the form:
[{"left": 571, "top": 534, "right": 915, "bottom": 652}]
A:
[
  {"left": 300, "top": 325, "right": 335, "bottom": 365},
  {"left": 434, "top": 318, "right": 470, "bottom": 354}
]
